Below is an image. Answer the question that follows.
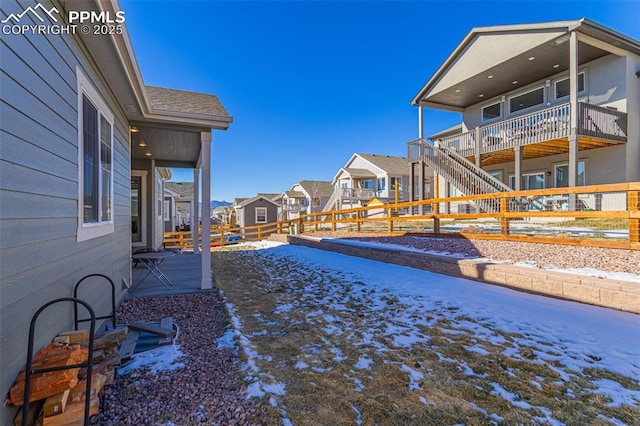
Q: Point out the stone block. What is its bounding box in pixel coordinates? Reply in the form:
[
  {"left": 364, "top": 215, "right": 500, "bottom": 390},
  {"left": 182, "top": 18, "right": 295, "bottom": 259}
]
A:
[{"left": 562, "top": 282, "right": 601, "bottom": 304}]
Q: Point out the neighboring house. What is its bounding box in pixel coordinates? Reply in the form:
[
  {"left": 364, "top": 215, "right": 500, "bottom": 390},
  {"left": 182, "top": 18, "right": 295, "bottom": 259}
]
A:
[
  {"left": 408, "top": 19, "right": 639, "bottom": 212},
  {"left": 212, "top": 205, "right": 233, "bottom": 225},
  {"left": 234, "top": 195, "right": 279, "bottom": 228},
  {"left": 325, "top": 153, "right": 420, "bottom": 210},
  {"left": 281, "top": 180, "right": 334, "bottom": 219},
  {"left": 165, "top": 182, "right": 195, "bottom": 231},
  {"left": 0, "top": 1, "right": 231, "bottom": 422},
  {"left": 163, "top": 185, "right": 179, "bottom": 233}
]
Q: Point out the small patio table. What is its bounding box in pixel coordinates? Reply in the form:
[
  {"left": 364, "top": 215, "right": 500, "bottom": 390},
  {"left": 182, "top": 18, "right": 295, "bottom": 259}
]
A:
[{"left": 132, "top": 252, "right": 175, "bottom": 289}]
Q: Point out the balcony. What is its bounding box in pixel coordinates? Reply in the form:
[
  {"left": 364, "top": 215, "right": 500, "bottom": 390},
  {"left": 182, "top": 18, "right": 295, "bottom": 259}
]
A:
[
  {"left": 282, "top": 203, "right": 307, "bottom": 213},
  {"left": 411, "top": 102, "right": 627, "bottom": 166},
  {"left": 339, "top": 188, "right": 375, "bottom": 200}
]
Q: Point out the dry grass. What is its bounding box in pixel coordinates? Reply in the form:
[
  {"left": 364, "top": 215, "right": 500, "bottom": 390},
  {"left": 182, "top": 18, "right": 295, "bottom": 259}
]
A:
[{"left": 212, "top": 247, "right": 639, "bottom": 425}]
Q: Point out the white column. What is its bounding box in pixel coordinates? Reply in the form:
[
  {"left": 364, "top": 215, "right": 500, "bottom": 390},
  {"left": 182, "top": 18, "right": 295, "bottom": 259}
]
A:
[
  {"left": 568, "top": 31, "right": 579, "bottom": 209},
  {"left": 514, "top": 146, "right": 522, "bottom": 191},
  {"left": 200, "top": 132, "right": 213, "bottom": 290},
  {"left": 418, "top": 106, "right": 424, "bottom": 139},
  {"left": 193, "top": 168, "right": 200, "bottom": 254}
]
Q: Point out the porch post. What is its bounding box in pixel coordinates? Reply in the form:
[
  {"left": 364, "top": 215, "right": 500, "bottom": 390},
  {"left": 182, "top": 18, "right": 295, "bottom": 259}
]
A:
[
  {"left": 418, "top": 106, "right": 424, "bottom": 139},
  {"left": 514, "top": 146, "right": 522, "bottom": 191},
  {"left": 568, "top": 30, "right": 579, "bottom": 210},
  {"left": 475, "top": 127, "right": 482, "bottom": 213},
  {"left": 200, "top": 131, "right": 213, "bottom": 290},
  {"left": 408, "top": 162, "right": 414, "bottom": 215},
  {"left": 193, "top": 168, "right": 200, "bottom": 254},
  {"left": 418, "top": 161, "right": 425, "bottom": 215}
]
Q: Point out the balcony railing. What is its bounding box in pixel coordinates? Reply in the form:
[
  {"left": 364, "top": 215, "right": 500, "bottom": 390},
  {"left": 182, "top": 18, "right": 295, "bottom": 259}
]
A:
[
  {"left": 282, "top": 204, "right": 306, "bottom": 212},
  {"left": 435, "top": 102, "right": 627, "bottom": 157},
  {"left": 339, "top": 188, "right": 375, "bottom": 200}
]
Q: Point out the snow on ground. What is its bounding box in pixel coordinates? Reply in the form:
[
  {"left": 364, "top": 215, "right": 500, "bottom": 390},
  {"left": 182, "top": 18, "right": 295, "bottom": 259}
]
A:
[{"left": 221, "top": 242, "right": 640, "bottom": 423}]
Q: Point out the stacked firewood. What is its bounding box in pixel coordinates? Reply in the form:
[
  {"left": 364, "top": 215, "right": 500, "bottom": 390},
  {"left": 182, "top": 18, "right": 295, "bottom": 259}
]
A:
[{"left": 7, "top": 328, "right": 128, "bottom": 426}]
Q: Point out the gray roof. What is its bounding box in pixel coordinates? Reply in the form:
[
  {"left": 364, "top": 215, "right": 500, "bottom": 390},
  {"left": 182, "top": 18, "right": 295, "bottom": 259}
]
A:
[
  {"left": 298, "top": 180, "right": 334, "bottom": 197},
  {"left": 233, "top": 198, "right": 248, "bottom": 206},
  {"left": 165, "top": 182, "right": 194, "bottom": 199},
  {"left": 285, "top": 190, "right": 306, "bottom": 198},
  {"left": 238, "top": 195, "right": 280, "bottom": 208},
  {"left": 356, "top": 153, "right": 408, "bottom": 175},
  {"left": 429, "top": 123, "right": 463, "bottom": 141},
  {"left": 343, "top": 168, "right": 377, "bottom": 178},
  {"left": 146, "top": 86, "right": 230, "bottom": 117}
]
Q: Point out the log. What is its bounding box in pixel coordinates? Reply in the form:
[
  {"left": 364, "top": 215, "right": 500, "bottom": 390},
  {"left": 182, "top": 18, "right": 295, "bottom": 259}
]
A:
[
  {"left": 129, "top": 321, "right": 175, "bottom": 338},
  {"left": 41, "top": 397, "right": 98, "bottom": 426},
  {"left": 92, "top": 328, "right": 127, "bottom": 350},
  {"left": 118, "top": 330, "right": 140, "bottom": 363},
  {"left": 13, "top": 400, "right": 43, "bottom": 426},
  {"left": 56, "top": 331, "right": 88, "bottom": 344},
  {"left": 7, "top": 344, "right": 88, "bottom": 406},
  {"left": 43, "top": 389, "right": 70, "bottom": 417},
  {"left": 68, "top": 373, "right": 106, "bottom": 403}
]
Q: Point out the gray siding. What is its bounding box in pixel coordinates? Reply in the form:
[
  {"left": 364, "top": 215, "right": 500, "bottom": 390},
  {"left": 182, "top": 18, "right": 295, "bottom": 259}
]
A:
[
  {"left": 0, "top": 1, "right": 130, "bottom": 422},
  {"left": 241, "top": 200, "right": 278, "bottom": 228}
]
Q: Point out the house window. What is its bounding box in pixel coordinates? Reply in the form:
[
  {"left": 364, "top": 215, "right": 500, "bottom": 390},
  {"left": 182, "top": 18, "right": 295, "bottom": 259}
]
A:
[
  {"left": 482, "top": 102, "right": 501, "bottom": 122},
  {"left": 155, "top": 172, "right": 163, "bottom": 219},
  {"left": 362, "top": 180, "right": 373, "bottom": 189},
  {"left": 255, "top": 207, "right": 267, "bottom": 223},
  {"left": 509, "top": 87, "right": 544, "bottom": 114},
  {"left": 77, "top": 67, "right": 114, "bottom": 242},
  {"left": 377, "top": 177, "right": 386, "bottom": 190},
  {"left": 164, "top": 200, "right": 171, "bottom": 221},
  {"left": 554, "top": 72, "right": 586, "bottom": 100},
  {"left": 555, "top": 162, "right": 585, "bottom": 187},
  {"left": 489, "top": 171, "right": 502, "bottom": 182},
  {"left": 509, "top": 172, "right": 545, "bottom": 190},
  {"left": 390, "top": 177, "right": 402, "bottom": 190}
]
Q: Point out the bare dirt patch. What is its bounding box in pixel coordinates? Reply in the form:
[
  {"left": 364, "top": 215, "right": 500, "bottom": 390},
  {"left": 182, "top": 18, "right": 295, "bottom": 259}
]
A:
[{"left": 212, "top": 245, "right": 640, "bottom": 425}]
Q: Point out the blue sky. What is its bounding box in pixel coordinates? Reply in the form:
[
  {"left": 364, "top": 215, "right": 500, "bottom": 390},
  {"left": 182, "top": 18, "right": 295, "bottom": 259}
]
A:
[{"left": 120, "top": 1, "right": 640, "bottom": 202}]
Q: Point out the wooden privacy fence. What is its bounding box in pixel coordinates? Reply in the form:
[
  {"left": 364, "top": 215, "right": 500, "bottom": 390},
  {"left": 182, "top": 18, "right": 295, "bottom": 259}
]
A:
[{"left": 164, "top": 182, "right": 639, "bottom": 250}]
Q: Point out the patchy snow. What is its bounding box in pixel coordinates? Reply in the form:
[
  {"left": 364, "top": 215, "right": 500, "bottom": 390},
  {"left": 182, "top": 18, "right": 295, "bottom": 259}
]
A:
[
  {"left": 119, "top": 344, "right": 186, "bottom": 374},
  {"left": 222, "top": 244, "right": 640, "bottom": 424},
  {"left": 216, "top": 328, "right": 237, "bottom": 350}
]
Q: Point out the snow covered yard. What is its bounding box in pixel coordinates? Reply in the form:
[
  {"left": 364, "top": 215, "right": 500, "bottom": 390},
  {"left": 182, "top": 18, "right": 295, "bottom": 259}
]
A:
[{"left": 212, "top": 241, "right": 640, "bottom": 425}]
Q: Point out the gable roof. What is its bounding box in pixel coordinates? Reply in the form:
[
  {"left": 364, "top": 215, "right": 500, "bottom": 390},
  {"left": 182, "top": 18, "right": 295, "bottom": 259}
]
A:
[
  {"left": 165, "top": 182, "right": 194, "bottom": 199},
  {"left": 237, "top": 195, "right": 280, "bottom": 208},
  {"left": 412, "top": 18, "right": 640, "bottom": 110},
  {"left": 297, "top": 180, "right": 334, "bottom": 198},
  {"left": 146, "top": 86, "right": 230, "bottom": 117},
  {"left": 356, "top": 153, "right": 408, "bottom": 175}
]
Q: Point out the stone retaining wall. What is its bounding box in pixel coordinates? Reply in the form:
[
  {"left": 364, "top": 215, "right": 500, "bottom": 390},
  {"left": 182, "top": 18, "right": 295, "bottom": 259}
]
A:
[{"left": 282, "top": 235, "right": 640, "bottom": 314}]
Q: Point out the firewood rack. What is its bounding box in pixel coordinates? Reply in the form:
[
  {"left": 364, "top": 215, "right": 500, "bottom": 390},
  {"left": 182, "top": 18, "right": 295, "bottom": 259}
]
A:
[
  {"left": 22, "top": 297, "right": 95, "bottom": 426},
  {"left": 73, "top": 274, "right": 116, "bottom": 331}
]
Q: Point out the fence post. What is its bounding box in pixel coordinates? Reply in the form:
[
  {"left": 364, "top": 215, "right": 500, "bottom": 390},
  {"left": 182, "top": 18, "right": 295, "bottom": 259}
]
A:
[
  {"left": 355, "top": 210, "right": 361, "bottom": 232},
  {"left": 332, "top": 212, "right": 336, "bottom": 232},
  {"left": 258, "top": 226, "right": 263, "bottom": 241},
  {"left": 298, "top": 217, "right": 304, "bottom": 234},
  {"left": 432, "top": 202, "right": 440, "bottom": 234},
  {"left": 501, "top": 197, "right": 510, "bottom": 236},
  {"left": 629, "top": 189, "right": 639, "bottom": 244},
  {"left": 387, "top": 207, "right": 393, "bottom": 233},
  {"left": 179, "top": 232, "right": 184, "bottom": 249}
]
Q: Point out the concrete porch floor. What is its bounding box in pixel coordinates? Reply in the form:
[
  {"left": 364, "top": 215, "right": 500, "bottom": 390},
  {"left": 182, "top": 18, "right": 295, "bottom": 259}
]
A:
[{"left": 129, "top": 252, "right": 211, "bottom": 298}]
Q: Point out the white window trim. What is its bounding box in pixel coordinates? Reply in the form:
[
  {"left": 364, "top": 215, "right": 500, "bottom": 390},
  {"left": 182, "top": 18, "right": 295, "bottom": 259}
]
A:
[
  {"left": 508, "top": 85, "right": 545, "bottom": 115},
  {"left": 489, "top": 170, "right": 503, "bottom": 182},
  {"left": 164, "top": 200, "right": 171, "bottom": 221},
  {"left": 508, "top": 171, "right": 546, "bottom": 190},
  {"left": 553, "top": 70, "right": 587, "bottom": 101},
  {"left": 76, "top": 66, "right": 115, "bottom": 242},
  {"left": 131, "top": 170, "right": 148, "bottom": 248},
  {"left": 255, "top": 207, "right": 267, "bottom": 223},
  {"left": 481, "top": 100, "right": 502, "bottom": 122},
  {"left": 553, "top": 160, "right": 587, "bottom": 187}
]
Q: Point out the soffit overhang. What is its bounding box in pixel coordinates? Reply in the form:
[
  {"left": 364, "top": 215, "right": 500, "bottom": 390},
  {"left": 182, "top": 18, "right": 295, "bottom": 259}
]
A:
[
  {"left": 60, "top": 0, "right": 232, "bottom": 168},
  {"left": 412, "top": 19, "right": 640, "bottom": 111}
]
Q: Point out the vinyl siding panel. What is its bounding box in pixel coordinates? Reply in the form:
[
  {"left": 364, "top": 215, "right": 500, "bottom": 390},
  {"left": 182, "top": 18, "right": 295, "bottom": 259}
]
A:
[{"left": 0, "top": 2, "right": 131, "bottom": 422}]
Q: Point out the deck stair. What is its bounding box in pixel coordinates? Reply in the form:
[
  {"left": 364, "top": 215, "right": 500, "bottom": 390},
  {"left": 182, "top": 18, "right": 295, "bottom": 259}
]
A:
[{"left": 415, "top": 139, "right": 513, "bottom": 212}]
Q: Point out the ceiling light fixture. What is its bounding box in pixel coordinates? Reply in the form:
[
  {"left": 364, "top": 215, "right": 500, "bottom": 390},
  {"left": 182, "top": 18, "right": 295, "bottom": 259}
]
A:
[
  {"left": 138, "top": 141, "right": 147, "bottom": 147},
  {"left": 130, "top": 126, "right": 139, "bottom": 133},
  {"left": 512, "top": 81, "right": 518, "bottom": 84},
  {"left": 553, "top": 64, "right": 560, "bottom": 69},
  {"left": 487, "top": 75, "right": 493, "bottom": 79},
  {"left": 144, "top": 152, "right": 152, "bottom": 157},
  {"left": 528, "top": 56, "right": 535, "bottom": 61},
  {"left": 455, "top": 89, "right": 461, "bottom": 93},
  {"left": 478, "top": 94, "right": 484, "bottom": 98}
]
